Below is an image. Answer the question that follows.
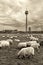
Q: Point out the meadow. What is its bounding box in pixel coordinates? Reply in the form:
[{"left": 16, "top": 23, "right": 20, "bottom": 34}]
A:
[{"left": 0, "top": 33, "right": 43, "bottom": 65}]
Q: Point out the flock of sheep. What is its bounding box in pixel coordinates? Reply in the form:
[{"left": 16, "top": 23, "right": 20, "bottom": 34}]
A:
[
  {"left": 0, "top": 34, "right": 20, "bottom": 48},
  {"left": 0, "top": 34, "right": 42, "bottom": 60},
  {"left": 17, "top": 35, "right": 40, "bottom": 59}
]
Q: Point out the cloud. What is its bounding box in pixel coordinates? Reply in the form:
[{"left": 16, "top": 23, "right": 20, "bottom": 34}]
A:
[{"left": 0, "top": 0, "right": 43, "bottom": 31}]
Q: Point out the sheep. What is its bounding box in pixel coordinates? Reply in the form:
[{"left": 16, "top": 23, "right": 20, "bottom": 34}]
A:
[
  {"left": 17, "top": 41, "right": 36, "bottom": 49},
  {"left": 15, "top": 39, "right": 20, "bottom": 42},
  {"left": 17, "top": 47, "right": 34, "bottom": 59},
  {"left": 6, "top": 39, "right": 13, "bottom": 45},
  {"left": 10, "top": 36, "right": 14, "bottom": 39},
  {"left": 31, "top": 43, "right": 40, "bottom": 53},
  {"left": 27, "top": 41, "right": 40, "bottom": 52},
  {"left": 17, "top": 42, "right": 27, "bottom": 49},
  {"left": 27, "top": 41, "right": 37, "bottom": 44},
  {"left": 0, "top": 40, "right": 10, "bottom": 48},
  {"left": 26, "top": 41, "right": 37, "bottom": 47},
  {"left": 29, "top": 35, "right": 39, "bottom": 42},
  {"left": 31, "top": 43, "right": 40, "bottom": 48},
  {"left": 6, "top": 34, "right": 9, "bottom": 38},
  {"left": 2, "top": 36, "right": 5, "bottom": 38},
  {"left": 14, "top": 36, "right": 17, "bottom": 38}
]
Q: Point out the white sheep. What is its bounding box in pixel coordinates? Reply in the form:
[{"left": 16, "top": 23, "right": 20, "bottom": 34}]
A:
[
  {"left": 10, "top": 36, "right": 14, "bottom": 39},
  {"left": 27, "top": 41, "right": 37, "bottom": 44},
  {"left": 6, "top": 34, "right": 9, "bottom": 38},
  {"left": 17, "top": 47, "right": 34, "bottom": 58},
  {"left": 0, "top": 40, "right": 10, "bottom": 48},
  {"left": 26, "top": 41, "right": 37, "bottom": 47},
  {"left": 29, "top": 35, "right": 39, "bottom": 42},
  {"left": 2, "top": 36, "right": 5, "bottom": 38},
  {"left": 17, "top": 42, "right": 27, "bottom": 49},
  {"left": 17, "top": 41, "right": 36, "bottom": 49},
  {"left": 6, "top": 39, "right": 13, "bottom": 45},
  {"left": 27, "top": 41, "right": 40, "bottom": 52},
  {"left": 14, "top": 36, "right": 17, "bottom": 38},
  {"left": 15, "top": 39, "right": 20, "bottom": 42},
  {"left": 31, "top": 43, "right": 40, "bottom": 52}
]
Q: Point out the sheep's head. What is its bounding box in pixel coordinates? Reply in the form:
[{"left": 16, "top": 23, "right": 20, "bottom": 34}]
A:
[{"left": 26, "top": 42, "right": 31, "bottom": 47}]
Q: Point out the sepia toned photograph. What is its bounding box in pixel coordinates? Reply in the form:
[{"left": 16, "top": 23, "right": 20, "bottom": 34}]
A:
[{"left": 0, "top": 0, "right": 43, "bottom": 65}]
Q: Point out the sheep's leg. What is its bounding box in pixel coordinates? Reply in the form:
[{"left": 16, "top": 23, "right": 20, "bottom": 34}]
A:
[
  {"left": 17, "top": 54, "right": 23, "bottom": 59},
  {"left": 0, "top": 47, "right": 2, "bottom": 49},
  {"left": 21, "top": 55, "right": 25, "bottom": 59},
  {"left": 30, "top": 54, "right": 34, "bottom": 58},
  {"left": 17, "top": 54, "right": 20, "bottom": 59},
  {"left": 37, "top": 48, "right": 40, "bottom": 53},
  {"left": 28, "top": 55, "right": 31, "bottom": 59},
  {"left": 25, "top": 54, "right": 28, "bottom": 58},
  {"left": 28, "top": 54, "right": 33, "bottom": 59}
]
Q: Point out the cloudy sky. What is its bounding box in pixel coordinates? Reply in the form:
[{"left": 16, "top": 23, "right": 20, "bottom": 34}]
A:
[{"left": 0, "top": 0, "right": 43, "bottom": 31}]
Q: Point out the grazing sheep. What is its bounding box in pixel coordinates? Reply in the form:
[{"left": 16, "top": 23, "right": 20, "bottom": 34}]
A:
[
  {"left": 33, "top": 43, "right": 40, "bottom": 53},
  {"left": 17, "top": 47, "right": 34, "bottom": 59},
  {"left": 26, "top": 41, "right": 37, "bottom": 47},
  {"left": 0, "top": 40, "right": 10, "bottom": 48},
  {"left": 31, "top": 43, "right": 40, "bottom": 50},
  {"left": 27, "top": 41, "right": 40, "bottom": 52},
  {"left": 6, "top": 39, "right": 13, "bottom": 45},
  {"left": 29, "top": 35, "right": 39, "bottom": 42},
  {"left": 17, "top": 41, "right": 36, "bottom": 49},
  {"left": 17, "top": 42, "right": 27, "bottom": 49},
  {"left": 14, "top": 36, "right": 17, "bottom": 38},
  {"left": 2, "top": 36, "right": 5, "bottom": 38},
  {"left": 15, "top": 39, "right": 20, "bottom": 42},
  {"left": 6, "top": 34, "right": 9, "bottom": 38},
  {"left": 10, "top": 36, "right": 14, "bottom": 39}
]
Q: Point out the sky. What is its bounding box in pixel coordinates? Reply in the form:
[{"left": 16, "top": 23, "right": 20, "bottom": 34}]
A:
[{"left": 0, "top": 0, "right": 43, "bottom": 31}]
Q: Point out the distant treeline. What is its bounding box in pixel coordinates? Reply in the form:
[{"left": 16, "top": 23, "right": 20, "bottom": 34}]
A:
[{"left": 0, "top": 30, "right": 43, "bottom": 34}]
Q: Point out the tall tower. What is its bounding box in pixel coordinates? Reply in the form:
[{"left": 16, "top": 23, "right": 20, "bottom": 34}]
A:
[{"left": 25, "top": 9, "right": 28, "bottom": 32}]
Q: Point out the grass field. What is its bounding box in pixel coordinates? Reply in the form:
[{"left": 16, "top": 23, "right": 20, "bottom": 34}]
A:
[{"left": 0, "top": 33, "right": 43, "bottom": 65}]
